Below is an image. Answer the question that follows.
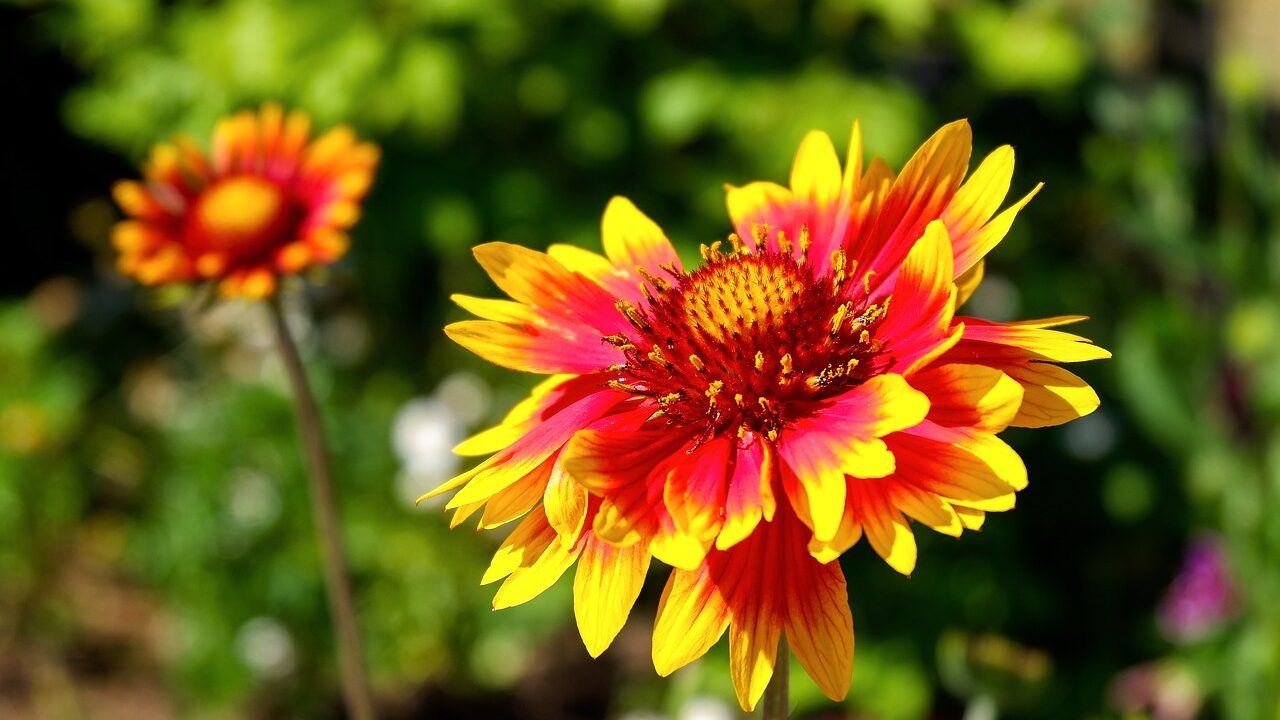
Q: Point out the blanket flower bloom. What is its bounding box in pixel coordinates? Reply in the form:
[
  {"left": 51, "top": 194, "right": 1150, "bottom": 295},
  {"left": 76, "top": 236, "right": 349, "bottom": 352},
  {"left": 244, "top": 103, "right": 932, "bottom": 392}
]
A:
[
  {"left": 111, "top": 103, "right": 379, "bottom": 298},
  {"left": 429, "top": 120, "right": 1108, "bottom": 710}
]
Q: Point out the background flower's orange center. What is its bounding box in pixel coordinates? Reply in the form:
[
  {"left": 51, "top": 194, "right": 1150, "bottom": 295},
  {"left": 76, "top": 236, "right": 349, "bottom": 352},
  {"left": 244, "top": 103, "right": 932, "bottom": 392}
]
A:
[
  {"left": 608, "top": 245, "right": 891, "bottom": 439},
  {"left": 192, "top": 175, "right": 295, "bottom": 259}
]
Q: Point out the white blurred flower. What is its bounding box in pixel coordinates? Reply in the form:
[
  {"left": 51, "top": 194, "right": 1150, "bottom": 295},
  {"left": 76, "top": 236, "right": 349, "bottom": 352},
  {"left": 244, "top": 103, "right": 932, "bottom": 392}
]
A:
[
  {"left": 1063, "top": 410, "right": 1117, "bottom": 461},
  {"left": 226, "top": 468, "right": 281, "bottom": 531},
  {"left": 391, "top": 374, "right": 494, "bottom": 506},
  {"left": 436, "top": 371, "right": 492, "bottom": 426},
  {"left": 617, "top": 712, "right": 666, "bottom": 720},
  {"left": 235, "top": 617, "right": 296, "bottom": 679},
  {"left": 393, "top": 397, "right": 464, "bottom": 506},
  {"left": 678, "top": 697, "right": 733, "bottom": 720},
  {"left": 966, "top": 273, "right": 1021, "bottom": 322}
]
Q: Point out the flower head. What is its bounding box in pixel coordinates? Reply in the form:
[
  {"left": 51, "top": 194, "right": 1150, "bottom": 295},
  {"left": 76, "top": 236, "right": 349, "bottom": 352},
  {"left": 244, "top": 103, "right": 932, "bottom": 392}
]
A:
[
  {"left": 431, "top": 120, "right": 1108, "bottom": 710},
  {"left": 111, "top": 104, "right": 379, "bottom": 298}
]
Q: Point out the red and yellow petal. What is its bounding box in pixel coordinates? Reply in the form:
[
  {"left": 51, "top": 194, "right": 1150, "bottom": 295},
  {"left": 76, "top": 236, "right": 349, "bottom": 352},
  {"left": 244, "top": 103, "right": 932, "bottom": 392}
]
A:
[
  {"left": 876, "top": 220, "right": 958, "bottom": 373},
  {"left": 601, "top": 196, "right": 683, "bottom": 278},
  {"left": 427, "top": 389, "right": 628, "bottom": 508},
  {"left": 471, "top": 242, "right": 631, "bottom": 336},
  {"left": 910, "top": 363, "right": 1025, "bottom": 432},
  {"left": 779, "top": 373, "right": 929, "bottom": 541},
  {"left": 563, "top": 423, "right": 691, "bottom": 546},
  {"left": 852, "top": 120, "right": 971, "bottom": 284},
  {"left": 652, "top": 505, "right": 853, "bottom": 711},
  {"left": 453, "top": 374, "right": 579, "bottom": 457},
  {"left": 717, "top": 437, "right": 777, "bottom": 551}
]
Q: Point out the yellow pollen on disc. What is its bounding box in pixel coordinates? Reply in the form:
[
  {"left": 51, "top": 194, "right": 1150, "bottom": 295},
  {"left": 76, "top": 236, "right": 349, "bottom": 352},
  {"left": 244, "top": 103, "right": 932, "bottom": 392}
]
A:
[
  {"left": 680, "top": 256, "right": 807, "bottom": 342},
  {"left": 195, "top": 175, "right": 290, "bottom": 256}
]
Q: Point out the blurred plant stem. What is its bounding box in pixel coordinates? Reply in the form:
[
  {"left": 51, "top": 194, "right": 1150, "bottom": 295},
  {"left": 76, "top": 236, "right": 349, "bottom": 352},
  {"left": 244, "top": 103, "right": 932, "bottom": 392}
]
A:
[
  {"left": 762, "top": 637, "right": 789, "bottom": 719},
  {"left": 269, "top": 299, "right": 376, "bottom": 720}
]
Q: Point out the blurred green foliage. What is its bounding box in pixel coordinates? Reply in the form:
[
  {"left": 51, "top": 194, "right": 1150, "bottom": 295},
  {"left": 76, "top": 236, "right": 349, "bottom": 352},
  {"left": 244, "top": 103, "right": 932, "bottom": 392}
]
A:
[{"left": 4, "top": 0, "right": 1280, "bottom": 717}]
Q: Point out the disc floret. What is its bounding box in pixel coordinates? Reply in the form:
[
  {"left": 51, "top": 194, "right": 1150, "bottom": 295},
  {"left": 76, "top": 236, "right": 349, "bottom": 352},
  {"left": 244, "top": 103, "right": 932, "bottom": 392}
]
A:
[{"left": 606, "top": 225, "right": 890, "bottom": 440}]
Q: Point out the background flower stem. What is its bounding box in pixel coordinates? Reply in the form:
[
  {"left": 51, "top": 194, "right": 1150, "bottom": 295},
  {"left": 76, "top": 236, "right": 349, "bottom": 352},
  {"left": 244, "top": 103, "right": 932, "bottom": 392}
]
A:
[
  {"left": 269, "top": 298, "right": 376, "bottom": 720},
  {"left": 763, "top": 637, "right": 789, "bottom": 719}
]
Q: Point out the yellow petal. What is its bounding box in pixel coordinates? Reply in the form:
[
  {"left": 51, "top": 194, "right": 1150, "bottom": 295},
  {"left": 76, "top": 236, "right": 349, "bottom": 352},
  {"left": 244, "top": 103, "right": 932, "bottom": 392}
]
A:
[
  {"left": 841, "top": 119, "right": 863, "bottom": 200},
  {"left": 574, "top": 538, "right": 650, "bottom": 657},
  {"left": 862, "top": 500, "right": 917, "bottom": 576},
  {"left": 955, "top": 258, "right": 984, "bottom": 307},
  {"left": 912, "top": 363, "right": 1025, "bottom": 432},
  {"left": 895, "top": 484, "right": 963, "bottom": 538},
  {"left": 784, "top": 547, "right": 854, "bottom": 702},
  {"left": 450, "top": 293, "right": 536, "bottom": 324},
  {"left": 1005, "top": 362, "right": 1101, "bottom": 428},
  {"left": 478, "top": 461, "right": 550, "bottom": 529},
  {"left": 729, "top": 597, "right": 780, "bottom": 711},
  {"left": 726, "top": 181, "right": 793, "bottom": 236},
  {"left": 790, "top": 130, "right": 842, "bottom": 204},
  {"left": 652, "top": 567, "right": 731, "bottom": 676},
  {"left": 953, "top": 182, "right": 1043, "bottom": 276},
  {"left": 492, "top": 534, "right": 580, "bottom": 609},
  {"left": 601, "top": 196, "right": 681, "bottom": 274},
  {"left": 954, "top": 505, "right": 986, "bottom": 531},
  {"left": 545, "top": 464, "right": 589, "bottom": 546},
  {"left": 945, "top": 145, "right": 1014, "bottom": 243},
  {"left": 482, "top": 508, "right": 557, "bottom": 585}
]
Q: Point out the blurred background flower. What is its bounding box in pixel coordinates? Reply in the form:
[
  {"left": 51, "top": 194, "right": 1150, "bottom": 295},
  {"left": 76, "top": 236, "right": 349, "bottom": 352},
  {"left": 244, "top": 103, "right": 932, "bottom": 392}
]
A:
[{"left": 2, "top": 0, "right": 1280, "bottom": 717}]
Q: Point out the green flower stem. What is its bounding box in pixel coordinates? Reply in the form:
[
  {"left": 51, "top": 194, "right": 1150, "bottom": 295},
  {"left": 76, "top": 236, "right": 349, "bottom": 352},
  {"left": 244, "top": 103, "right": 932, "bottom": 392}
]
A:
[
  {"left": 763, "top": 637, "right": 789, "bottom": 719},
  {"left": 268, "top": 299, "right": 375, "bottom": 720}
]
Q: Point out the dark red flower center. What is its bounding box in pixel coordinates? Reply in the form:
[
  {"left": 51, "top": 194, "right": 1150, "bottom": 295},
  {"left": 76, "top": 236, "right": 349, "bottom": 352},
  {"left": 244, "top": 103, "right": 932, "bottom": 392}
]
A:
[
  {"left": 607, "top": 231, "right": 890, "bottom": 440},
  {"left": 189, "top": 175, "right": 301, "bottom": 261}
]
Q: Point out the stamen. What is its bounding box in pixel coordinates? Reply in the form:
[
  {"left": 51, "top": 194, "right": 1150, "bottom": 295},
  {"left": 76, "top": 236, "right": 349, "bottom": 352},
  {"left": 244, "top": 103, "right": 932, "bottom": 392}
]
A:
[
  {"left": 689, "top": 354, "right": 706, "bottom": 372},
  {"left": 780, "top": 353, "right": 794, "bottom": 377},
  {"left": 754, "top": 350, "right": 765, "bottom": 371},
  {"left": 727, "top": 232, "right": 745, "bottom": 254},
  {"left": 777, "top": 229, "right": 792, "bottom": 256},
  {"left": 751, "top": 222, "right": 768, "bottom": 247},
  {"left": 636, "top": 265, "right": 670, "bottom": 292},
  {"left": 831, "top": 302, "right": 851, "bottom": 334},
  {"left": 706, "top": 380, "right": 724, "bottom": 406},
  {"left": 616, "top": 300, "right": 650, "bottom": 331},
  {"left": 832, "top": 249, "right": 847, "bottom": 286}
]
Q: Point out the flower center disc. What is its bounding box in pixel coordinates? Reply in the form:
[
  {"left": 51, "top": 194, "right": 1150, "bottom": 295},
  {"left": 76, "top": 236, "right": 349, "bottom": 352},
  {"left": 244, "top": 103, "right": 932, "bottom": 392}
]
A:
[
  {"left": 610, "top": 245, "right": 891, "bottom": 439},
  {"left": 679, "top": 255, "right": 807, "bottom": 343},
  {"left": 192, "top": 175, "right": 294, "bottom": 258}
]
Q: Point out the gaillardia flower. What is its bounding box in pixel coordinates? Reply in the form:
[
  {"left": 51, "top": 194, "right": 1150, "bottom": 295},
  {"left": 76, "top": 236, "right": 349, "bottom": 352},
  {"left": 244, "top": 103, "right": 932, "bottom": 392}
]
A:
[
  {"left": 429, "top": 120, "right": 1107, "bottom": 710},
  {"left": 111, "top": 103, "right": 378, "bottom": 298}
]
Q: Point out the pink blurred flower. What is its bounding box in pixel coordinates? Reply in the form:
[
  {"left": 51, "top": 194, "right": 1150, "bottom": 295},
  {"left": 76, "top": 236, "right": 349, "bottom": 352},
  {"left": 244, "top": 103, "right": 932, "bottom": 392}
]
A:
[{"left": 1157, "top": 536, "right": 1238, "bottom": 643}]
